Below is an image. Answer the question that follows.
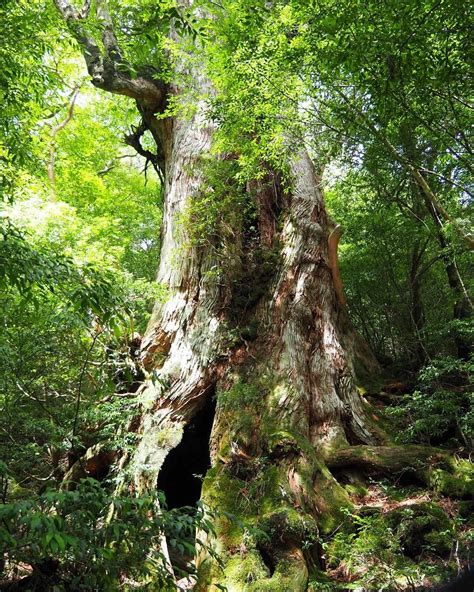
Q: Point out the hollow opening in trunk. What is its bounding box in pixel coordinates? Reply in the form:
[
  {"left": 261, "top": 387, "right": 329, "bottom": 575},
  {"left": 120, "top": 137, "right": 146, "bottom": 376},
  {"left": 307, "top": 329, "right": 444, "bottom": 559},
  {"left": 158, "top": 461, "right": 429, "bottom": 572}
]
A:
[
  {"left": 257, "top": 545, "right": 276, "bottom": 576},
  {"left": 157, "top": 393, "right": 215, "bottom": 510}
]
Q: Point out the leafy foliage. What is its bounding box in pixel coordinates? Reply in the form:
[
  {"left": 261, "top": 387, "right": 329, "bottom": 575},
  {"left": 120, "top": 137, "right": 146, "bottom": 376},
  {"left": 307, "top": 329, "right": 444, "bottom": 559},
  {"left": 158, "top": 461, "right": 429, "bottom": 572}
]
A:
[
  {"left": 387, "top": 356, "right": 473, "bottom": 446},
  {"left": 0, "top": 0, "right": 64, "bottom": 196},
  {"left": 0, "top": 0, "right": 472, "bottom": 589},
  {"left": 324, "top": 505, "right": 461, "bottom": 590},
  {"left": 325, "top": 172, "right": 468, "bottom": 366},
  {"left": 0, "top": 475, "right": 215, "bottom": 590}
]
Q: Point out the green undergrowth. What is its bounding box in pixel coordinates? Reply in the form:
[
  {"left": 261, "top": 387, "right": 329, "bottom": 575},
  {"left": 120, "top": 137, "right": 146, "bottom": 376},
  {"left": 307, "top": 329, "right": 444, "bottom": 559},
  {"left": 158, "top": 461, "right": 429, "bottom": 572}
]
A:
[
  {"left": 0, "top": 476, "right": 215, "bottom": 591},
  {"left": 201, "top": 375, "right": 473, "bottom": 590},
  {"left": 313, "top": 496, "right": 473, "bottom": 590},
  {"left": 377, "top": 356, "right": 473, "bottom": 448}
]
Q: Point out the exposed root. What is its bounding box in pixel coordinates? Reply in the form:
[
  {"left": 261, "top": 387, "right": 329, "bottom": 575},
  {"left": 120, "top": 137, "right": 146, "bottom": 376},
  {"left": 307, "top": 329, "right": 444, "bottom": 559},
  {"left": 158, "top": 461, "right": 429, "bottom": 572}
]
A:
[
  {"left": 327, "top": 445, "right": 473, "bottom": 498},
  {"left": 327, "top": 445, "right": 450, "bottom": 478}
]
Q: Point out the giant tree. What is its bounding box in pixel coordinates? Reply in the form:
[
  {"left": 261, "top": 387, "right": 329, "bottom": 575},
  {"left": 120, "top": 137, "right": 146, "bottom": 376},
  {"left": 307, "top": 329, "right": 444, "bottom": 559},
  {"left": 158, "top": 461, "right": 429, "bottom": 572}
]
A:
[{"left": 52, "top": 0, "right": 471, "bottom": 589}]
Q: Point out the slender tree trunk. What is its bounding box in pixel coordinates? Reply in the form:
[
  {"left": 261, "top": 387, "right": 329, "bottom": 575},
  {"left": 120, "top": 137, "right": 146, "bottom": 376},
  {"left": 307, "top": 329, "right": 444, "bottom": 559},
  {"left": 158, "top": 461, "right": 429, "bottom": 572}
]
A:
[
  {"left": 399, "top": 125, "right": 472, "bottom": 360},
  {"left": 425, "top": 201, "right": 472, "bottom": 360},
  {"left": 409, "top": 239, "right": 427, "bottom": 366}
]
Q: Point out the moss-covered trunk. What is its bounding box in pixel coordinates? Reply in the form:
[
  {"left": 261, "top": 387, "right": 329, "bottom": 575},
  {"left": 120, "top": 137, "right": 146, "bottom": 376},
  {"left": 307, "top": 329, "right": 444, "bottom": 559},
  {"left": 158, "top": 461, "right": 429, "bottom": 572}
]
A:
[
  {"left": 54, "top": 3, "right": 473, "bottom": 589},
  {"left": 127, "top": 93, "right": 384, "bottom": 588},
  {"left": 53, "top": 3, "right": 383, "bottom": 585}
]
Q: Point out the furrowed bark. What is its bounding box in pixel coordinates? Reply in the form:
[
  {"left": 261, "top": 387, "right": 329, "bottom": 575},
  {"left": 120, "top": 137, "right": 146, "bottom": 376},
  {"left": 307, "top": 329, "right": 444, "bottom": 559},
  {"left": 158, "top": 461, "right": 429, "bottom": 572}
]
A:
[
  {"left": 134, "top": 139, "right": 382, "bottom": 589},
  {"left": 54, "top": 5, "right": 453, "bottom": 590}
]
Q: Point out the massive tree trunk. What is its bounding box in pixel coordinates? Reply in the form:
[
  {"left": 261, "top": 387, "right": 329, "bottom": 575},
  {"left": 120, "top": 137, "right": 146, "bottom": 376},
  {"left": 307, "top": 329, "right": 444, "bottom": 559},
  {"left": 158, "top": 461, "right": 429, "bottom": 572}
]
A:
[
  {"left": 131, "top": 99, "right": 381, "bottom": 590},
  {"left": 52, "top": 4, "right": 401, "bottom": 590}
]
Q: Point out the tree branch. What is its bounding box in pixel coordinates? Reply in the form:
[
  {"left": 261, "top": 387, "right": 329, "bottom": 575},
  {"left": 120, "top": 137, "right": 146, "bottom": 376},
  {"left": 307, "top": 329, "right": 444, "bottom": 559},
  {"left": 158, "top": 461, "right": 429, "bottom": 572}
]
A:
[
  {"left": 53, "top": 0, "right": 166, "bottom": 108},
  {"left": 333, "top": 86, "right": 474, "bottom": 250},
  {"left": 96, "top": 0, "right": 123, "bottom": 65},
  {"left": 418, "top": 166, "right": 474, "bottom": 200},
  {"left": 326, "top": 445, "right": 451, "bottom": 483},
  {"left": 124, "top": 122, "right": 165, "bottom": 183},
  {"left": 97, "top": 154, "right": 137, "bottom": 176}
]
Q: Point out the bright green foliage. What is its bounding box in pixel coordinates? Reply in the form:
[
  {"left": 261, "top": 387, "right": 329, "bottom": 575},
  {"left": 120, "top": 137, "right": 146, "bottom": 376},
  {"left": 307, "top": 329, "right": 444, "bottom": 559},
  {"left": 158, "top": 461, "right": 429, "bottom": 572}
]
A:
[
  {"left": 204, "top": 0, "right": 472, "bottom": 202},
  {"left": 0, "top": 0, "right": 65, "bottom": 196},
  {"left": 0, "top": 221, "right": 116, "bottom": 310},
  {"left": 325, "top": 172, "right": 465, "bottom": 365},
  {"left": 386, "top": 356, "right": 473, "bottom": 446},
  {"left": 1, "top": 0, "right": 473, "bottom": 589},
  {"left": 15, "top": 90, "right": 162, "bottom": 289},
  {"left": 0, "top": 70, "right": 164, "bottom": 485},
  {"left": 0, "top": 475, "right": 214, "bottom": 590},
  {"left": 199, "top": 1, "right": 304, "bottom": 179},
  {"left": 324, "top": 505, "right": 461, "bottom": 590}
]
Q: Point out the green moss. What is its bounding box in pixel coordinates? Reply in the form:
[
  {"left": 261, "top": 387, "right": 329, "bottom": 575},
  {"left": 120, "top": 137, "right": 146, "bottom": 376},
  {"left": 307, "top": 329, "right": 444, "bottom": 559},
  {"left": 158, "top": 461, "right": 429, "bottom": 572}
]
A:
[
  {"left": 202, "top": 375, "right": 362, "bottom": 587},
  {"left": 267, "top": 430, "right": 301, "bottom": 458},
  {"left": 255, "top": 508, "right": 318, "bottom": 550},
  {"left": 202, "top": 467, "right": 251, "bottom": 547},
  {"left": 431, "top": 458, "right": 474, "bottom": 498},
  {"left": 311, "top": 462, "right": 351, "bottom": 533},
  {"left": 307, "top": 570, "right": 342, "bottom": 591},
  {"left": 224, "top": 550, "right": 269, "bottom": 589},
  {"left": 224, "top": 550, "right": 308, "bottom": 592},
  {"left": 387, "top": 503, "right": 453, "bottom": 557},
  {"left": 248, "top": 557, "right": 308, "bottom": 591},
  {"left": 344, "top": 483, "right": 369, "bottom": 498}
]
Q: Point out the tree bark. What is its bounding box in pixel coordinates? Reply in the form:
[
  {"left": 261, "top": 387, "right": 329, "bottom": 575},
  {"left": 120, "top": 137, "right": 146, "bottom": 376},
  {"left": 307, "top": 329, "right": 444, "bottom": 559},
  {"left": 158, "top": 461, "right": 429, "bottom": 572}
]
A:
[
  {"left": 409, "top": 239, "right": 427, "bottom": 366},
  {"left": 53, "top": 5, "right": 417, "bottom": 590},
  {"left": 426, "top": 202, "right": 473, "bottom": 360},
  {"left": 132, "top": 113, "right": 380, "bottom": 589}
]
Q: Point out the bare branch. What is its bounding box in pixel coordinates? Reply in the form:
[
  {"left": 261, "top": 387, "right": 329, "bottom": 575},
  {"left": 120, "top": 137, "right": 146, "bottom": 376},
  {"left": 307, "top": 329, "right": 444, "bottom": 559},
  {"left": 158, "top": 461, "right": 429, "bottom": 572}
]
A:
[
  {"left": 124, "top": 122, "right": 165, "bottom": 183},
  {"left": 97, "top": 154, "right": 137, "bottom": 176}
]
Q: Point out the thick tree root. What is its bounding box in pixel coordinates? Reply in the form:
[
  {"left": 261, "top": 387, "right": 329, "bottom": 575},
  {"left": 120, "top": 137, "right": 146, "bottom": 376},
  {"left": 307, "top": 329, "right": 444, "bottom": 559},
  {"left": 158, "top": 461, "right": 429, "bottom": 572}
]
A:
[{"left": 327, "top": 445, "right": 473, "bottom": 498}]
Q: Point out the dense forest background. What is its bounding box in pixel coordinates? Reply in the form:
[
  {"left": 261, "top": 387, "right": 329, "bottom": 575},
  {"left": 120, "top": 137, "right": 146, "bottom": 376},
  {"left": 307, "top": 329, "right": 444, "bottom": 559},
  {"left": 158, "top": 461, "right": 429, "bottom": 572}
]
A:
[{"left": 0, "top": 0, "right": 472, "bottom": 590}]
